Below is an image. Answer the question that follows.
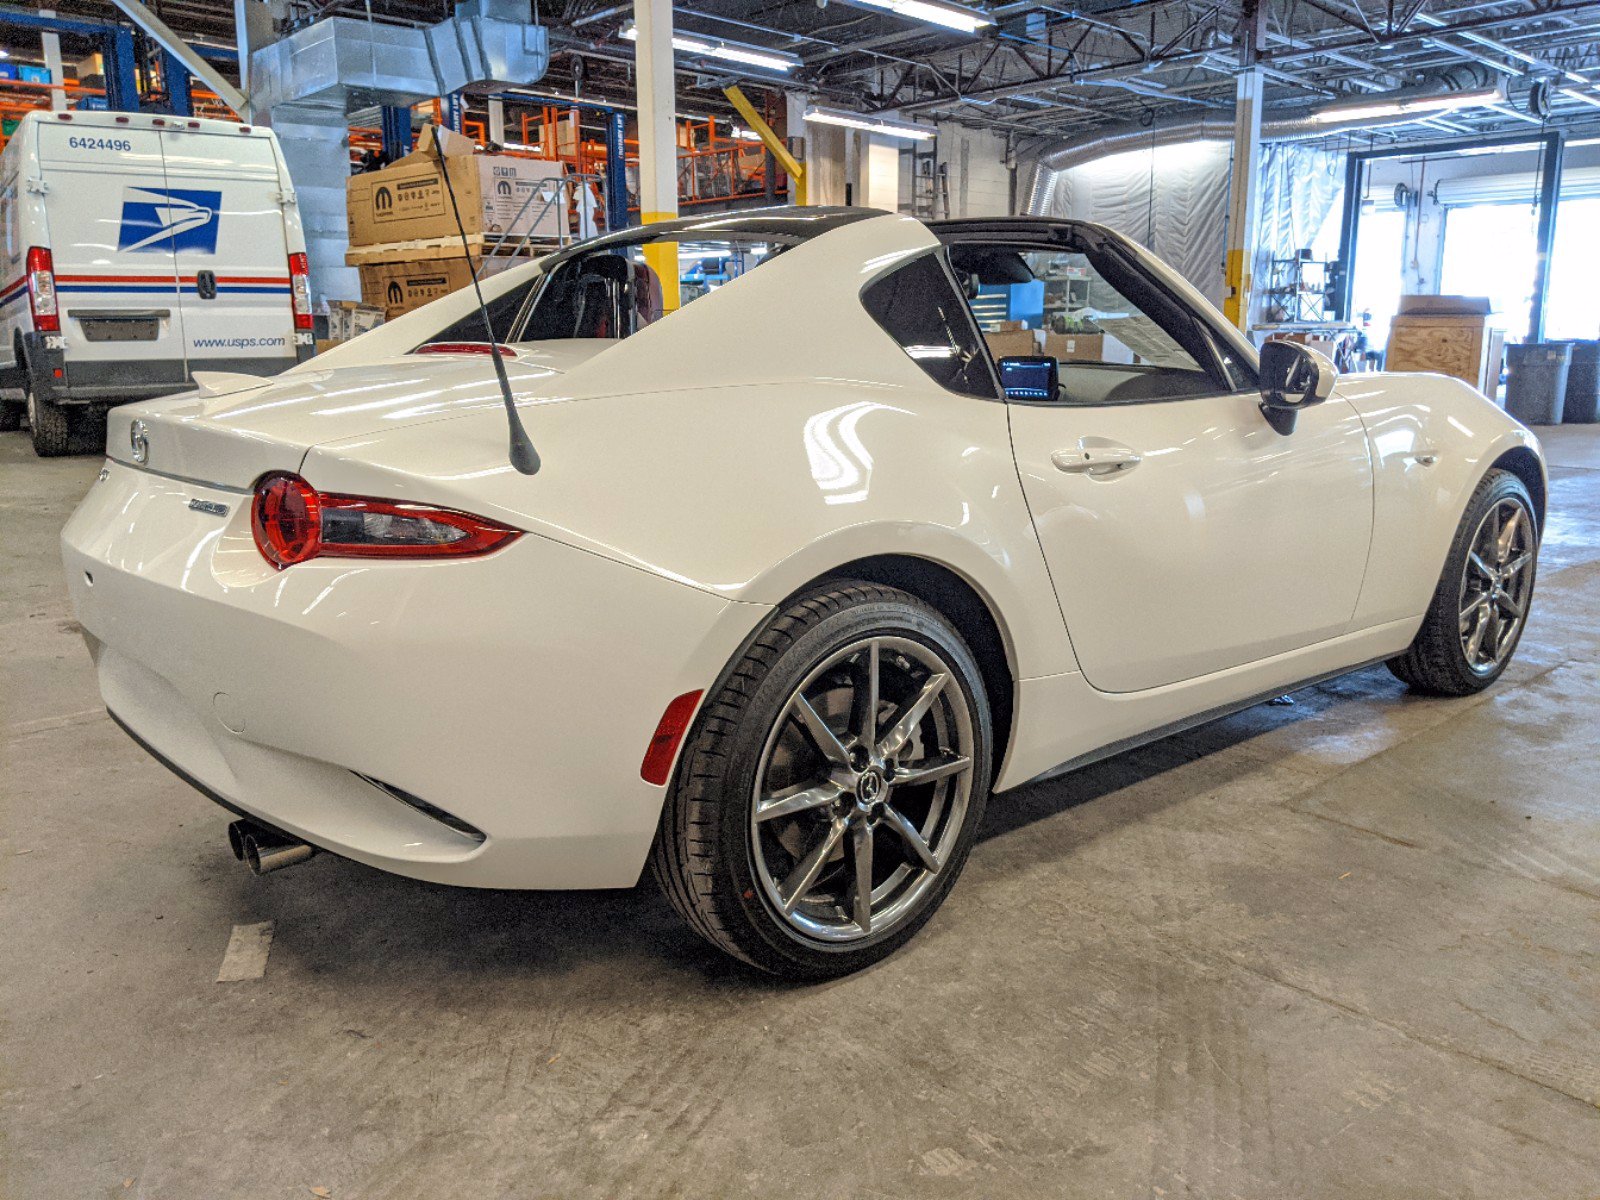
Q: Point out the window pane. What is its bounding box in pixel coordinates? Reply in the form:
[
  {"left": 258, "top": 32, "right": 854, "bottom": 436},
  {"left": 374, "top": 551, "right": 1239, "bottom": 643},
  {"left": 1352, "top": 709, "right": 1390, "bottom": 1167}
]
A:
[
  {"left": 948, "top": 243, "right": 1219, "bottom": 404},
  {"left": 861, "top": 253, "right": 996, "bottom": 399},
  {"left": 516, "top": 236, "right": 787, "bottom": 341}
]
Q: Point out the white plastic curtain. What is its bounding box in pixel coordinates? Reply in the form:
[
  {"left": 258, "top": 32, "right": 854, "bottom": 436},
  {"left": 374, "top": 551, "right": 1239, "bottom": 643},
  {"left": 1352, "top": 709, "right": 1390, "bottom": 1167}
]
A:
[{"left": 1044, "top": 141, "right": 1231, "bottom": 305}]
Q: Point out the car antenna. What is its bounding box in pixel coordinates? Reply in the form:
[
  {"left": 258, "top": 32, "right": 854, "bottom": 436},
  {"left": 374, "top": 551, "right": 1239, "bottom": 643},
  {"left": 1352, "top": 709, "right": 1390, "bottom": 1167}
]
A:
[{"left": 429, "top": 125, "right": 540, "bottom": 475}]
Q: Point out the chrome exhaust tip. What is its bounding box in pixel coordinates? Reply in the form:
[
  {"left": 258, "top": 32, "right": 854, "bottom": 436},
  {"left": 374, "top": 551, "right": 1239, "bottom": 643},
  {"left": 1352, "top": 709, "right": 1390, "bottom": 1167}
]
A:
[{"left": 229, "top": 820, "right": 316, "bottom": 875}]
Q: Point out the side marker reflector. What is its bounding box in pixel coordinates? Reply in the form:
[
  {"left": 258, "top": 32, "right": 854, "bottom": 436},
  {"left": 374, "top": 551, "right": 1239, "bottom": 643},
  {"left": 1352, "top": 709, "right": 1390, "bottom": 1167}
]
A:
[{"left": 641, "top": 690, "right": 704, "bottom": 786}]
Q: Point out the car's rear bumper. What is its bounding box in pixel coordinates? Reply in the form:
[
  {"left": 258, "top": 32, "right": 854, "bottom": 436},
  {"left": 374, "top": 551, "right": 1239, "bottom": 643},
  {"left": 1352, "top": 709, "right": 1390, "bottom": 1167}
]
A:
[{"left": 62, "top": 459, "right": 766, "bottom": 889}]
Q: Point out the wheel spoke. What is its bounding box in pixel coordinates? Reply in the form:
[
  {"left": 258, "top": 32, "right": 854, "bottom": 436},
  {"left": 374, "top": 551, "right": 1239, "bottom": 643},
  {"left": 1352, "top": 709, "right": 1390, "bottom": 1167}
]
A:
[
  {"left": 878, "top": 671, "right": 950, "bottom": 758},
  {"left": 851, "top": 639, "right": 881, "bottom": 747},
  {"left": 790, "top": 693, "right": 851, "bottom": 768},
  {"left": 850, "top": 820, "right": 874, "bottom": 934},
  {"left": 1467, "top": 551, "right": 1495, "bottom": 580},
  {"left": 1503, "top": 551, "right": 1533, "bottom": 579},
  {"left": 881, "top": 806, "right": 941, "bottom": 874},
  {"left": 1465, "top": 603, "right": 1491, "bottom": 664},
  {"left": 1459, "top": 596, "right": 1481, "bottom": 628},
  {"left": 1495, "top": 591, "right": 1525, "bottom": 619},
  {"left": 755, "top": 782, "right": 844, "bottom": 824},
  {"left": 1495, "top": 506, "right": 1522, "bottom": 561},
  {"left": 893, "top": 753, "right": 971, "bottom": 788},
  {"left": 779, "top": 819, "right": 847, "bottom": 915}
]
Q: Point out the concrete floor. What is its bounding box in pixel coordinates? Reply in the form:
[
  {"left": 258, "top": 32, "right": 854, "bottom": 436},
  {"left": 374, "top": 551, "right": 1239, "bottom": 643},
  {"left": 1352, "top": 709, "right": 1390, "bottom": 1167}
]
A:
[{"left": 3, "top": 427, "right": 1599, "bottom": 1200}]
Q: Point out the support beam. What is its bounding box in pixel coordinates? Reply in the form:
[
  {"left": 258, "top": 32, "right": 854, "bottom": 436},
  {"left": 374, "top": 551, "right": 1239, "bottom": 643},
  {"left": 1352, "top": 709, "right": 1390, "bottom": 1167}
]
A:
[
  {"left": 1529, "top": 132, "right": 1564, "bottom": 344},
  {"left": 604, "top": 109, "right": 630, "bottom": 233},
  {"left": 161, "top": 48, "right": 191, "bottom": 116},
  {"left": 106, "top": 0, "right": 249, "bottom": 117},
  {"left": 633, "top": 0, "right": 680, "bottom": 311},
  {"left": 380, "top": 105, "right": 413, "bottom": 160},
  {"left": 1223, "top": 0, "right": 1266, "bottom": 332},
  {"left": 40, "top": 10, "right": 66, "bottom": 113},
  {"left": 487, "top": 98, "right": 507, "bottom": 145},
  {"left": 723, "top": 85, "right": 806, "bottom": 205},
  {"left": 103, "top": 26, "right": 139, "bottom": 112}
]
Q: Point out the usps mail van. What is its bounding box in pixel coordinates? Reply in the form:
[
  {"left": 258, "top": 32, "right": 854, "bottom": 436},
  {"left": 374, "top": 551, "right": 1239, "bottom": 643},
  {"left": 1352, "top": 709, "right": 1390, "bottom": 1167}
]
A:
[{"left": 0, "top": 110, "right": 314, "bottom": 456}]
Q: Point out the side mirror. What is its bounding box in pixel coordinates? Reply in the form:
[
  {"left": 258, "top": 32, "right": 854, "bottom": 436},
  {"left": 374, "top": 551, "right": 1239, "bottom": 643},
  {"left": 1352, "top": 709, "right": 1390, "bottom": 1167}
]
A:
[
  {"left": 998, "top": 355, "right": 1060, "bottom": 402},
  {"left": 1259, "top": 341, "right": 1337, "bottom": 434}
]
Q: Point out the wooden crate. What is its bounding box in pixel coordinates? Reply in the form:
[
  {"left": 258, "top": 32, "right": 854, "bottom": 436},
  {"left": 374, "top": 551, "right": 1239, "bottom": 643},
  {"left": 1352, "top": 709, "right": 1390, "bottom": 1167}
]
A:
[{"left": 1386, "top": 313, "right": 1497, "bottom": 391}]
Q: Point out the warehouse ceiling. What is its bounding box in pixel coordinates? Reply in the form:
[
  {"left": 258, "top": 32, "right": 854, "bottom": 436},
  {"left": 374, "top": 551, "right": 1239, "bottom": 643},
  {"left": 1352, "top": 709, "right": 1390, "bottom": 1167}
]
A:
[{"left": 7, "top": 0, "right": 1600, "bottom": 148}]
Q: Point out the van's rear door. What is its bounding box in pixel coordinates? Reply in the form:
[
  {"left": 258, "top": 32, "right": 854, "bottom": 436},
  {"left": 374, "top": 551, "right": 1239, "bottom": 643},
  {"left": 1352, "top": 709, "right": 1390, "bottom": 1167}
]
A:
[
  {"left": 160, "top": 127, "right": 299, "bottom": 379},
  {"left": 36, "top": 121, "right": 189, "bottom": 394}
]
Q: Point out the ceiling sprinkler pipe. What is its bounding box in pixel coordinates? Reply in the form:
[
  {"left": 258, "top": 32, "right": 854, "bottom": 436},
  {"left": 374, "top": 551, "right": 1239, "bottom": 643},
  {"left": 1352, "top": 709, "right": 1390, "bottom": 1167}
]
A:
[{"left": 1023, "top": 109, "right": 1445, "bottom": 214}]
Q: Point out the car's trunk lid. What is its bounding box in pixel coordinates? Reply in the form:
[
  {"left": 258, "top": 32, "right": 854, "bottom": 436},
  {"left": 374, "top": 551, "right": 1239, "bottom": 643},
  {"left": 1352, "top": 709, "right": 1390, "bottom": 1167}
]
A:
[{"left": 103, "top": 341, "right": 610, "bottom": 488}]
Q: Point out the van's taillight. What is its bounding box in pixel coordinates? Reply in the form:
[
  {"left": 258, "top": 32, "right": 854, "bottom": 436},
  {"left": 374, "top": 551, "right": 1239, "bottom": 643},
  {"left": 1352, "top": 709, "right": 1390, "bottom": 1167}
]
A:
[
  {"left": 287, "top": 252, "right": 312, "bottom": 331},
  {"left": 26, "top": 247, "right": 58, "bottom": 333},
  {"left": 250, "top": 472, "right": 521, "bottom": 569}
]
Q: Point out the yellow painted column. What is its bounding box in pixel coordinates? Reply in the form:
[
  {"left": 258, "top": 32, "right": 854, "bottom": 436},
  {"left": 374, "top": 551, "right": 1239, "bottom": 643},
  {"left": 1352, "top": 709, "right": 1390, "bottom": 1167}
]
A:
[
  {"left": 1223, "top": 64, "right": 1263, "bottom": 331},
  {"left": 634, "top": 0, "right": 680, "bottom": 311}
]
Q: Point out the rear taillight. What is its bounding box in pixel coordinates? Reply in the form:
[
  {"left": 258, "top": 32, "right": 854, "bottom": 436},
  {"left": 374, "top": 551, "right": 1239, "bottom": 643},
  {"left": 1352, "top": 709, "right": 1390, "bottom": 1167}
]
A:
[
  {"left": 26, "top": 247, "right": 58, "bottom": 333},
  {"left": 413, "top": 342, "right": 515, "bottom": 358},
  {"left": 250, "top": 472, "right": 521, "bottom": 570},
  {"left": 287, "top": 252, "right": 312, "bottom": 331}
]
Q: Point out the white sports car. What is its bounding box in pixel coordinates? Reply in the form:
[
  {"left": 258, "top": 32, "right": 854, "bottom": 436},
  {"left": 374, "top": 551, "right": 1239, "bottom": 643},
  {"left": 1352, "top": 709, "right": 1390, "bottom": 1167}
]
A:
[{"left": 62, "top": 209, "right": 1544, "bottom": 978}]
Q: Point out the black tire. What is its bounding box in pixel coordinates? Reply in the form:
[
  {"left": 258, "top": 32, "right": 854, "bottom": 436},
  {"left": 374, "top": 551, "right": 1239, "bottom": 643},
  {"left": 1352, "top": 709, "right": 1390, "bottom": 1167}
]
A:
[
  {"left": 650, "top": 581, "right": 992, "bottom": 980},
  {"left": 1388, "top": 468, "right": 1537, "bottom": 696},
  {"left": 0, "top": 400, "right": 22, "bottom": 432},
  {"left": 26, "top": 389, "right": 72, "bottom": 457}
]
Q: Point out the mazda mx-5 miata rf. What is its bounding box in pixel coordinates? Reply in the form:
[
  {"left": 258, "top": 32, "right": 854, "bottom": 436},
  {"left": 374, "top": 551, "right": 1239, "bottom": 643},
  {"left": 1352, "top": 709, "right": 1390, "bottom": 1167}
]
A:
[{"left": 62, "top": 209, "right": 1545, "bottom": 978}]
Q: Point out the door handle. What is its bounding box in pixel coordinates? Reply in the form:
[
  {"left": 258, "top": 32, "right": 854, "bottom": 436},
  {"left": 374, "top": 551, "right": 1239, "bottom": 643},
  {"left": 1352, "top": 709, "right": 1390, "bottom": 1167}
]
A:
[{"left": 1052, "top": 445, "right": 1142, "bottom": 476}]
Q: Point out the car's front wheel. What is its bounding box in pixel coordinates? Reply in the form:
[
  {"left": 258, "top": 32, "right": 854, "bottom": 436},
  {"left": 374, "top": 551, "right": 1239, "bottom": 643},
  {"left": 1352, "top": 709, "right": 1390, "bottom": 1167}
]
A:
[
  {"left": 651, "top": 581, "right": 991, "bottom": 979},
  {"left": 1388, "top": 468, "right": 1538, "bottom": 695}
]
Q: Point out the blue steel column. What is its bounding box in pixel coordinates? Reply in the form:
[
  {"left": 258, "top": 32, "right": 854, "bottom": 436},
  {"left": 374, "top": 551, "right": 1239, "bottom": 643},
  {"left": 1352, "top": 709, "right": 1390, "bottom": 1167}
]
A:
[
  {"left": 604, "top": 109, "right": 629, "bottom": 231},
  {"left": 103, "top": 27, "right": 140, "bottom": 111},
  {"left": 161, "top": 49, "right": 191, "bottom": 115},
  {"left": 380, "top": 105, "right": 413, "bottom": 159},
  {"left": 443, "top": 93, "right": 464, "bottom": 133}
]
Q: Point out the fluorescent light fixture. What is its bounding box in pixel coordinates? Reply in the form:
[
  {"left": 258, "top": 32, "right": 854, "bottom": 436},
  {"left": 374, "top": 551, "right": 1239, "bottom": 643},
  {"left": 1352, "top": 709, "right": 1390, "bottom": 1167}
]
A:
[
  {"left": 1310, "top": 85, "right": 1506, "bottom": 124},
  {"left": 0, "top": 50, "right": 10, "bottom": 60},
  {"left": 840, "top": 0, "right": 992, "bottom": 33},
  {"left": 729, "top": 127, "right": 766, "bottom": 142},
  {"left": 619, "top": 22, "right": 800, "bottom": 73},
  {"left": 804, "top": 105, "right": 936, "bottom": 140}
]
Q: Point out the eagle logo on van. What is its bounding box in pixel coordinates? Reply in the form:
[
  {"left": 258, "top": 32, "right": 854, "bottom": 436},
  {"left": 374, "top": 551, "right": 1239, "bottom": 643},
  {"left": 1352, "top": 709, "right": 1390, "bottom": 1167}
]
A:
[{"left": 117, "top": 187, "right": 221, "bottom": 254}]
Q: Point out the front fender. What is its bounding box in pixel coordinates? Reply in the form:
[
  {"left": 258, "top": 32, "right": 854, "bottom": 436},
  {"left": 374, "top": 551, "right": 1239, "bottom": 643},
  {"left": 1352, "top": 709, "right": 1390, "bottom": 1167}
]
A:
[{"left": 1338, "top": 372, "right": 1545, "bottom": 628}]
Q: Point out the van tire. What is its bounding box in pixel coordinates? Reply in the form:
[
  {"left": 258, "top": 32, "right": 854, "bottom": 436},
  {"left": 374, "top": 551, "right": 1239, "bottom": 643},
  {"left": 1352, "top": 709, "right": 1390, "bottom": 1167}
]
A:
[
  {"left": 26, "top": 389, "right": 73, "bottom": 457},
  {"left": 0, "top": 400, "right": 23, "bottom": 432}
]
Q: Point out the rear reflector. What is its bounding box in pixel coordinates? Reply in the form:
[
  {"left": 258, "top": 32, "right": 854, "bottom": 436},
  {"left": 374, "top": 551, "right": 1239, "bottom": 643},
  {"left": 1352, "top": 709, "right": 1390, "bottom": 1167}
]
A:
[
  {"left": 641, "top": 691, "right": 704, "bottom": 786},
  {"left": 250, "top": 472, "right": 522, "bottom": 569}
]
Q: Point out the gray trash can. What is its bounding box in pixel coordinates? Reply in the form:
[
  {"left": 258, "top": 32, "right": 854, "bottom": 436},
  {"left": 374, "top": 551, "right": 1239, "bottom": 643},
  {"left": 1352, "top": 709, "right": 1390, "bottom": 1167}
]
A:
[
  {"left": 1561, "top": 340, "right": 1599, "bottom": 424},
  {"left": 1505, "top": 342, "right": 1571, "bottom": 425}
]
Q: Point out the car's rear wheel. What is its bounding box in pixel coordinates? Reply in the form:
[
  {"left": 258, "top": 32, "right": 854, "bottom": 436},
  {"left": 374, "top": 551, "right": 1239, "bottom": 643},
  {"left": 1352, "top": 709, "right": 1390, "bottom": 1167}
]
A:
[
  {"left": 651, "top": 581, "right": 991, "bottom": 979},
  {"left": 26, "top": 388, "right": 72, "bottom": 457},
  {"left": 1388, "top": 468, "right": 1537, "bottom": 696}
]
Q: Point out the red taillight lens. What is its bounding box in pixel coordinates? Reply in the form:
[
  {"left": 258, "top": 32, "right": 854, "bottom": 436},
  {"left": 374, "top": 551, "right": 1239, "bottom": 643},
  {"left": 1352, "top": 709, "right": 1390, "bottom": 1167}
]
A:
[
  {"left": 287, "top": 252, "right": 312, "bottom": 331},
  {"left": 26, "top": 246, "right": 58, "bottom": 333},
  {"left": 250, "top": 472, "right": 521, "bottom": 570},
  {"left": 413, "top": 342, "right": 515, "bottom": 358},
  {"left": 641, "top": 690, "right": 704, "bottom": 786}
]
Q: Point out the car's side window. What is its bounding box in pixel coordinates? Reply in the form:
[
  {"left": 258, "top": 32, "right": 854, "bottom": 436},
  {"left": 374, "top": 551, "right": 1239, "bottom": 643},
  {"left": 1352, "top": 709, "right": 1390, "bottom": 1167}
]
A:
[
  {"left": 861, "top": 252, "right": 998, "bottom": 400},
  {"left": 947, "top": 243, "right": 1227, "bottom": 406}
]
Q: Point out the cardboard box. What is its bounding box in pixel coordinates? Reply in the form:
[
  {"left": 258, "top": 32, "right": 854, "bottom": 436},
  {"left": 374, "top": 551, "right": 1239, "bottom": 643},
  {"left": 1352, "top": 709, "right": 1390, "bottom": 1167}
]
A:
[
  {"left": 984, "top": 329, "right": 1043, "bottom": 359},
  {"left": 347, "top": 125, "right": 567, "bottom": 248},
  {"left": 1043, "top": 332, "right": 1104, "bottom": 362},
  {"left": 357, "top": 254, "right": 526, "bottom": 319}
]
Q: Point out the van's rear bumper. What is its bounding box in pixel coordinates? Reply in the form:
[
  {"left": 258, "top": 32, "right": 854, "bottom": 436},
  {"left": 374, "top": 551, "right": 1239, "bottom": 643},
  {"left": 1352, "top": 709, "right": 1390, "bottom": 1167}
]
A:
[{"left": 22, "top": 333, "right": 301, "bottom": 405}]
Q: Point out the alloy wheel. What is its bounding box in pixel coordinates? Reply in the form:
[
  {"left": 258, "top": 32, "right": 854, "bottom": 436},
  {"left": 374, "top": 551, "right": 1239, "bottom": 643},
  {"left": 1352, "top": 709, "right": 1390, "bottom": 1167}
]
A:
[
  {"left": 750, "top": 635, "right": 975, "bottom": 944},
  {"left": 1458, "top": 496, "right": 1535, "bottom": 675}
]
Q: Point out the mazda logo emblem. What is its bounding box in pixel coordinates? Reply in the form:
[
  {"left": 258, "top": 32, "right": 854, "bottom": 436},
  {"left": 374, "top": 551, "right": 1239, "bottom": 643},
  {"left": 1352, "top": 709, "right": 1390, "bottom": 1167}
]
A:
[{"left": 129, "top": 419, "right": 150, "bottom": 465}]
